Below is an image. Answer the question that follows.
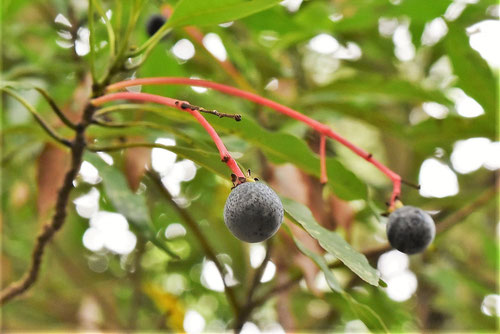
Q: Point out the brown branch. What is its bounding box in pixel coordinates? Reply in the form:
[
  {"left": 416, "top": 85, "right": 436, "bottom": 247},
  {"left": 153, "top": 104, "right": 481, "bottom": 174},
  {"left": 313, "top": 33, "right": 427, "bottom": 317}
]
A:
[
  {"left": 128, "top": 237, "right": 147, "bottom": 330},
  {"left": 179, "top": 102, "right": 242, "bottom": 121},
  {"left": 0, "top": 104, "right": 96, "bottom": 305},
  {"left": 146, "top": 171, "right": 241, "bottom": 317},
  {"left": 234, "top": 240, "right": 273, "bottom": 330},
  {"left": 436, "top": 186, "right": 498, "bottom": 234}
]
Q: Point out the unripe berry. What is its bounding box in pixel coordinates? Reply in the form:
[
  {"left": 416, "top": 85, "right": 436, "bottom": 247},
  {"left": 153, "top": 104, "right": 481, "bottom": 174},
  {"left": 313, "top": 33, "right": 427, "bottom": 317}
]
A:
[
  {"left": 224, "top": 182, "right": 283, "bottom": 243},
  {"left": 146, "top": 14, "right": 167, "bottom": 37},
  {"left": 386, "top": 206, "right": 435, "bottom": 255}
]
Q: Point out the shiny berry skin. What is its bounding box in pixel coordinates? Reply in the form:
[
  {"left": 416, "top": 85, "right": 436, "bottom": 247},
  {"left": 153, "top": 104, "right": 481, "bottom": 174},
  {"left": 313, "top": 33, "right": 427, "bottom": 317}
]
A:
[
  {"left": 386, "top": 206, "right": 435, "bottom": 255},
  {"left": 146, "top": 14, "right": 167, "bottom": 37},
  {"left": 224, "top": 182, "right": 283, "bottom": 243}
]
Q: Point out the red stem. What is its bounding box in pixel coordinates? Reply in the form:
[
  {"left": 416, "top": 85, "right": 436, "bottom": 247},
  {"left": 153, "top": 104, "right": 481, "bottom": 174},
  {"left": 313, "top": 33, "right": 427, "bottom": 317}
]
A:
[
  {"left": 106, "top": 78, "right": 402, "bottom": 206},
  {"left": 91, "top": 92, "right": 245, "bottom": 178},
  {"left": 319, "top": 134, "right": 327, "bottom": 184}
]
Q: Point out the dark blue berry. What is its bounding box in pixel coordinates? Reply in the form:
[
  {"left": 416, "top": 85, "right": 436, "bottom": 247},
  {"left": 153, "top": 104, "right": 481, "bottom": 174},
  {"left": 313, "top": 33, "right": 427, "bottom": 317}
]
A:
[
  {"left": 146, "top": 14, "right": 167, "bottom": 37},
  {"left": 387, "top": 206, "right": 435, "bottom": 254},
  {"left": 224, "top": 182, "right": 283, "bottom": 243}
]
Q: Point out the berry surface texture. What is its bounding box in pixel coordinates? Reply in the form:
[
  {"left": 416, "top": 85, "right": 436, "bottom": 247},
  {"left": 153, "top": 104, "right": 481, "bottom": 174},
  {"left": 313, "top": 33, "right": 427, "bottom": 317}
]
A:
[
  {"left": 224, "top": 182, "right": 284, "bottom": 243},
  {"left": 387, "top": 206, "right": 436, "bottom": 254}
]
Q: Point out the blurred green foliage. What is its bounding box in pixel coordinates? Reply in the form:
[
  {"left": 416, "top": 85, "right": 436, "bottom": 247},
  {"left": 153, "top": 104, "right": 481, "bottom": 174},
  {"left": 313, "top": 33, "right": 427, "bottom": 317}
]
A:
[{"left": 1, "top": 0, "right": 498, "bottom": 332}]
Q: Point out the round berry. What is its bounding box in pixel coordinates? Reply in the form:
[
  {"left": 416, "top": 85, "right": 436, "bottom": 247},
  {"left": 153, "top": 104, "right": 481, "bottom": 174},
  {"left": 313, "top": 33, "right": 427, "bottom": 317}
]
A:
[
  {"left": 386, "top": 206, "right": 435, "bottom": 255},
  {"left": 224, "top": 182, "right": 284, "bottom": 243},
  {"left": 146, "top": 14, "right": 167, "bottom": 37}
]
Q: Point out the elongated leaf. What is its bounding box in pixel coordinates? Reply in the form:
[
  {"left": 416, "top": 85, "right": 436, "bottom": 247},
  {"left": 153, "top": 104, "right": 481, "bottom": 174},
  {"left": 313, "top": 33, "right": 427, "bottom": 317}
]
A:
[
  {"left": 167, "top": 0, "right": 280, "bottom": 28},
  {"left": 283, "top": 226, "right": 389, "bottom": 332},
  {"left": 284, "top": 225, "right": 343, "bottom": 293},
  {"left": 282, "top": 197, "right": 380, "bottom": 286},
  {"left": 303, "top": 76, "right": 452, "bottom": 106},
  {"left": 84, "top": 153, "right": 179, "bottom": 258},
  {"left": 344, "top": 294, "right": 390, "bottom": 333},
  {"left": 85, "top": 153, "right": 151, "bottom": 227}
]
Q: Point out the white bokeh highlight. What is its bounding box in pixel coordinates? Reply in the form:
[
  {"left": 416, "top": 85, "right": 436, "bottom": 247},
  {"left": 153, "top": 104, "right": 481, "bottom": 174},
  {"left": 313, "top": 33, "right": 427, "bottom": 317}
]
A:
[
  {"left": 74, "top": 187, "right": 100, "bottom": 219},
  {"left": 308, "top": 34, "right": 340, "bottom": 54},
  {"left": 172, "top": 39, "right": 195, "bottom": 61},
  {"left": 419, "top": 158, "right": 459, "bottom": 198},
  {"left": 467, "top": 20, "right": 500, "bottom": 68},
  {"left": 165, "top": 223, "right": 187, "bottom": 239},
  {"left": 447, "top": 88, "right": 484, "bottom": 118},
  {"left": 201, "top": 260, "right": 225, "bottom": 292},
  {"left": 79, "top": 161, "right": 102, "bottom": 184},
  {"left": 450, "top": 137, "right": 491, "bottom": 174},
  {"left": 83, "top": 211, "right": 137, "bottom": 255},
  {"left": 378, "top": 250, "right": 417, "bottom": 302},
  {"left": 249, "top": 243, "right": 266, "bottom": 268},
  {"left": 481, "top": 294, "right": 500, "bottom": 317},
  {"left": 183, "top": 310, "right": 206, "bottom": 334},
  {"left": 202, "top": 33, "right": 227, "bottom": 61}
]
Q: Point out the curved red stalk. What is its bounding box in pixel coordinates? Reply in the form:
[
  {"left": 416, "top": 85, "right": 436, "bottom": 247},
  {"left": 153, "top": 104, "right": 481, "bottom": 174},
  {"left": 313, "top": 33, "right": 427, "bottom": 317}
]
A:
[
  {"left": 106, "top": 78, "right": 402, "bottom": 206},
  {"left": 91, "top": 92, "right": 245, "bottom": 178}
]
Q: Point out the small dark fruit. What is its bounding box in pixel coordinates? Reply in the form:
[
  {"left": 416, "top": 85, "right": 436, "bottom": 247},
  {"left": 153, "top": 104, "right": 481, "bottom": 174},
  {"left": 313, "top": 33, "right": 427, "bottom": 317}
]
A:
[
  {"left": 386, "top": 206, "right": 435, "bottom": 255},
  {"left": 146, "top": 14, "right": 167, "bottom": 37},
  {"left": 224, "top": 182, "right": 284, "bottom": 243}
]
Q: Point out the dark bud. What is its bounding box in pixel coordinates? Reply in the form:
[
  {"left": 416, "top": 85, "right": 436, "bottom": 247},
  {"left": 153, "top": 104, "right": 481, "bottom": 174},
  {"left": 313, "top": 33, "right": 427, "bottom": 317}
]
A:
[{"left": 146, "top": 14, "right": 167, "bottom": 37}]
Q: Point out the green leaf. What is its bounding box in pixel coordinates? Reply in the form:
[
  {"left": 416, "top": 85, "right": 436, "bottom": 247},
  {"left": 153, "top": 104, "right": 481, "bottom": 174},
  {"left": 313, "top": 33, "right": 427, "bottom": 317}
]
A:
[
  {"left": 283, "top": 226, "right": 389, "bottom": 332},
  {"left": 282, "top": 197, "right": 380, "bottom": 286},
  {"left": 344, "top": 294, "right": 390, "bottom": 333},
  {"left": 167, "top": 0, "right": 281, "bottom": 28},
  {"left": 303, "top": 75, "right": 452, "bottom": 106},
  {"left": 284, "top": 225, "right": 343, "bottom": 293},
  {"left": 84, "top": 153, "right": 179, "bottom": 259}
]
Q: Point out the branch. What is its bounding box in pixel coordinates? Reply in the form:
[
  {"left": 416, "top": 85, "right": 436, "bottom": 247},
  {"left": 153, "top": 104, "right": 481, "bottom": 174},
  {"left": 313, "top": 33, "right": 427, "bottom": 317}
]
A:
[
  {"left": 33, "top": 87, "right": 77, "bottom": 130},
  {"left": 436, "top": 186, "right": 498, "bottom": 234},
  {"left": 106, "top": 77, "right": 402, "bottom": 207},
  {"left": 0, "top": 104, "right": 96, "bottom": 305},
  {"left": 91, "top": 92, "right": 245, "bottom": 178},
  {"left": 146, "top": 171, "right": 241, "bottom": 316},
  {"left": 234, "top": 240, "right": 273, "bottom": 330},
  {"left": 128, "top": 237, "right": 146, "bottom": 330},
  {"left": 1, "top": 87, "right": 72, "bottom": 147}
]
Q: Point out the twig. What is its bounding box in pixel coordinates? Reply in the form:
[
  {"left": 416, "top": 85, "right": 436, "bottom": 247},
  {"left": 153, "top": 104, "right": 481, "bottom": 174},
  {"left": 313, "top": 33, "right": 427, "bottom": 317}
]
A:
[
  {"left": 1, "top": 87, "right": 72, "bottom": 147},
  {"left": 179, "top": 102, "right": 241, "bottom": 121},
  {"left": 247, "top": 273, "right": 303, "bottom": 311},
  {"left": 1, "top": 82, "right": 77, "bottom": 129},
  {"left": 0, "top": 104, "right": 96, "bottom": 305},
  {"left": 436, "top": 186, "right": 498, "bottom": 234},
  {"left": 91, "top": 92, "right": 245, "bottom": 178},
  {"left": 106, "top": 77, "right": 402, "bottom": 207},
  {"left": 234, "top": 240, "right": 273, "bottom": 330},
  {"left": 33, "top": 87, "right": 77, "bottom": 130},
  {"left": 147, "top": 171, "right": 241, "bottom": 316},
  {"left": 128, "top": 237, "right": 146, "bottom": 330}
]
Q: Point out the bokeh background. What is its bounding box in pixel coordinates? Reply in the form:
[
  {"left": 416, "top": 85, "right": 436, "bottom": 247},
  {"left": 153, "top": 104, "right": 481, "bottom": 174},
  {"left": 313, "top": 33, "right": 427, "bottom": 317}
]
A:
[{"left": 1, "top": 0, "right": 498, "bottom": 332}]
